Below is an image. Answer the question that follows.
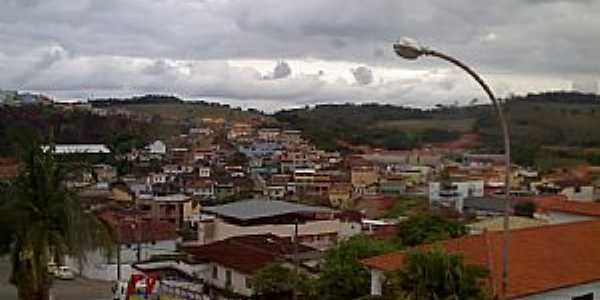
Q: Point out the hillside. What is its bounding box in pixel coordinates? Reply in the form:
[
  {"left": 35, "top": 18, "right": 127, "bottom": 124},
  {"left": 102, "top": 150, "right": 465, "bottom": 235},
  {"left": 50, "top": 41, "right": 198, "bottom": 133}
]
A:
[
  {"left": 0, "top": 105, "right": 154, "bottom": 156},
  {"left": 274, "top": 92, "right": 600, "bottom": 167},
  {"left": 91, "top": 95, "right": 273, "bottom": 126}
]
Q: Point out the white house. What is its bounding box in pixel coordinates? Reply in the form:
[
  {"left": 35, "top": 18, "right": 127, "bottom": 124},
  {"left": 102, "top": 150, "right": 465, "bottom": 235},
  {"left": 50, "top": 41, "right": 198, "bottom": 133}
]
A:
[
  {"left": 181, "top": 234, "right": 321, "bottom": 298},
  {"left": 198, "top": 166, "right": 211, "bottom": 178},
  {"left": 146, "top": 140, "right": 167, "bottom": 155},
  {"left": 66, "top": 211, "right": 179, "bottom": 281},
  {"left": 429, "top": 179, "right": 484, "bottom": 213}
]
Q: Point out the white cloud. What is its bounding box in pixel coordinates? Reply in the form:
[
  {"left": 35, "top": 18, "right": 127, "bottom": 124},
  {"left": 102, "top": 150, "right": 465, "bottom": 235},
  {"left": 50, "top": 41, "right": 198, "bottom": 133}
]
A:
[
  {"left": 351, "top": 66, "right": 374, "bottom": 85},
  {"left": 1, "top": 0, "right": 599, "bottom": 109}
]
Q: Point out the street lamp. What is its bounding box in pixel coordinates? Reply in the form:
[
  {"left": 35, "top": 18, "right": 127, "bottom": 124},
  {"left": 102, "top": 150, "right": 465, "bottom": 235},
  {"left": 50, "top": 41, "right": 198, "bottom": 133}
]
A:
[{"left": 393, "top": 38, "right": 512, "bottom": 299}]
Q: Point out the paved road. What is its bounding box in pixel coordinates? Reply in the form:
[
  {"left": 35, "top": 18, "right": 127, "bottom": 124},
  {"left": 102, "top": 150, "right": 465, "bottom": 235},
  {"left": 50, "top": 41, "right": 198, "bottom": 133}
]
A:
[{"left": 0, "top": 258, "right": 113, "bottom": 300}]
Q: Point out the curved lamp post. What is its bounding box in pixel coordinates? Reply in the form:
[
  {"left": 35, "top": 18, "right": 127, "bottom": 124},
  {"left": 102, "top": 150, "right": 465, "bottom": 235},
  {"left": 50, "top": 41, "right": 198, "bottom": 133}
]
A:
[{"left": 393, "top": 39, "right": 512, "bottom": 299}]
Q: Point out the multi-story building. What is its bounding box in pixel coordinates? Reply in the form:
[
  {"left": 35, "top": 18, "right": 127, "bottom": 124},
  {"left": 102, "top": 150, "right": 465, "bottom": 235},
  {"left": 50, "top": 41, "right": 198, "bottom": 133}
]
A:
[{"left": 428, "top": 179, "right": 484, "bottom": 213}]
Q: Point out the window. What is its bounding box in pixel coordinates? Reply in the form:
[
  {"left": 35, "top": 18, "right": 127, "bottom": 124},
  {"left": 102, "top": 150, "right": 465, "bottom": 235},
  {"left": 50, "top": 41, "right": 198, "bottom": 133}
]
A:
[
  {"left": 212, "top": 266, "right": 218, "bottom": 279},
  {"left": 245, "top": 277, "right": 252, "bottom": 289},
  {"left": 573, "top": 293, "right": 593, "bottom": 300},
  {"left": 225, "top": 270, "right": 232, "bottom": 287}
]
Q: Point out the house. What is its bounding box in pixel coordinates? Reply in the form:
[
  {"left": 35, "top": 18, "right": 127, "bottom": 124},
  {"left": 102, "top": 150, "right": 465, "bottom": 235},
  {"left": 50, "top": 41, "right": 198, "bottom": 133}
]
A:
[
  {"left": 227, "top": 122, "right": 253, "bottom": 140},
  {"left": 363, "top": 220, "right": 600, "bottom": 299},
  {"left": 92, "top": 164, "right": 117, "bottom": 182},
  {"left": 328, "top": 182, "right": 353, "bottom": 209},
  {"left": 362, "top": 221, "right": 600, "bottom": 300},
  {"left": 66, "top": 209, "right": 179, "bottom": 281},
  {"left": 198, "top": 166, "right": 211, "bottom": 178},
  {"left": 147, "top": 172, "right": 170, "bottom": 185},
  {"left": 351, "top": 165, "right": 379, "bottom": 196},
  {"left": 463, "top": 153, "right": 505, "bottom": 167},
  {"left": 428, "top": 179, "right": 484, "bottom": 213},
  {"left": 189, "top": 127, "right": 213, "bottom": 136},
  {"left": 195, "top": 199, "right": 361, "bottom": 250},
  {"left": 257, "top": 128, "right": 281, "bottom": 142},
  {"left": 186, "top": 179, "right": 215, "bottom": 199},
  {"left": 181, "top": 234, "right": 321, "bottom": 298},
  {"left": 281, "top": 130, "right": 302, "bottom": 144},
  {"left": 110, "top": 182, "right": 135, "bottom": 203},
  {"left": 379, "top": 175, "right": 406, "bottom": 195},
  {"left": 146, "top": 140, "right": 167, "bottom": 155},
  {"left": 150, "top": 194, "right": 191, "bottom": 229},
  {"left": 353, "top": 195, "right": 396, "bottom": 219}
]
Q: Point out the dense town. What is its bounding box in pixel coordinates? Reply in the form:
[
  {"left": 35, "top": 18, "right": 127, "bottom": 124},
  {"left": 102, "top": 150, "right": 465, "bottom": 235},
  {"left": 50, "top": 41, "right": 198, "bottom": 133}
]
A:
[{"left": 3, "top": 92, "right": 600, "bottom": 300}]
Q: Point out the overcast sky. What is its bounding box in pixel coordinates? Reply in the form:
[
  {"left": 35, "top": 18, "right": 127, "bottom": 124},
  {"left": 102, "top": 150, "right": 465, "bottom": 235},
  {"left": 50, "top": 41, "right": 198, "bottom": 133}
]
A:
[{"left": 1, "top": 0, "right": 599, "bottom": 111}]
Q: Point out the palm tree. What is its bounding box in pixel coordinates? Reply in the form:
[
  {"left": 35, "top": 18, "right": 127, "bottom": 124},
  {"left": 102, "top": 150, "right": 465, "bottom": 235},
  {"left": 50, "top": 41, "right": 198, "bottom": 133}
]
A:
[
  {"left": 387, "top": 248, "right": 490, "bottom": 300},
  {"left": 0, "top": 137, "right": 113, "bottom": 300}
]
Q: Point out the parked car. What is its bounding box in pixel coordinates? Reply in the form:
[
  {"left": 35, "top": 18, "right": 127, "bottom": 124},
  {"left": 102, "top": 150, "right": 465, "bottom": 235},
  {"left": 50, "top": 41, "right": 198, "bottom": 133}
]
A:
[
  {"left": 47, "top": 262, "right": 58, "bottom": 275},
  {"left": 54, "top": 266, "right": 75, "bottom": 280}
]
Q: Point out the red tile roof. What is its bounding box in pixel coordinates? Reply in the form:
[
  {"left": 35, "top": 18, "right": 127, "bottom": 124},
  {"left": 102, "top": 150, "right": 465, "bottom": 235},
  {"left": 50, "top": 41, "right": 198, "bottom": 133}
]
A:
[
  {"left": 116, "top": 220, "right": 178, "bottom": 244},
  {"left": 182, "top": 234, "right": 318, "bottom": 274},
  {"left": 98, "top": 209, "right": 178, "bottom": 244},
  {"left": 362, "top": 220, "right": 600, "bottom": 299}
]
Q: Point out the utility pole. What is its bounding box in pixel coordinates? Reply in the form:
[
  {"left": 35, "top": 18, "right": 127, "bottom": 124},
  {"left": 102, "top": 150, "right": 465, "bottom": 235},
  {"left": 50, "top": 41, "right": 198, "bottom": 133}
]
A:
[
  {"left": 292, "top": 216, "right": 299, "bottom": 300},
  {"left": 116, "top": 243, "right": 121, "bottom": 280}
]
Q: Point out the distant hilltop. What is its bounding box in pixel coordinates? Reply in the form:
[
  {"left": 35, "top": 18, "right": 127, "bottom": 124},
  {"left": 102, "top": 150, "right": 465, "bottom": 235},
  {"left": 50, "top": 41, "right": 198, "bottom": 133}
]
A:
[
  {"left": 0, "top": 90, "right": 52, "bottom": 106},
  {"left": 89, "top": 94, "right": 232, "bottom": 109}
]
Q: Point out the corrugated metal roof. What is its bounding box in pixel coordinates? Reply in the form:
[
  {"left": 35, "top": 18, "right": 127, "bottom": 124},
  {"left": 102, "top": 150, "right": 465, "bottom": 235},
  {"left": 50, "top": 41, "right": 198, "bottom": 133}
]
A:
[
  {"left": 42, "top": 144, "right": 111, "bottom": 154},
  {"left": 203, "top": 199, "right": 334, "bottom": 221}
]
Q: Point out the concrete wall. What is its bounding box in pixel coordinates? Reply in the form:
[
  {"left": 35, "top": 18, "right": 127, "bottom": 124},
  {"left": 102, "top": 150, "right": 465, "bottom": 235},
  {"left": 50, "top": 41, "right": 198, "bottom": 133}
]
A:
[
  {"left": 206, "top": 263, "right": 252, "bottom": 296},
  {"left": 200, "top": 218, "right": 361, "bottom": 249},
  {"left": 561, "top": 186, "right": 595, "bottom": 202},
  {"left": 66, "top": 240, "right": 177, "bottom": 281},
  {"left": 542, "top": 211, "right": 597, "bottom": 224}
]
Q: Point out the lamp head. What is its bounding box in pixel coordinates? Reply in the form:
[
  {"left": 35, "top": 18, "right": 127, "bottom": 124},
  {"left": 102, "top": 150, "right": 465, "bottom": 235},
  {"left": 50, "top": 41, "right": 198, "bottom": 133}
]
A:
[{"left": 393, "top": 38, "right": 425, "bottom": 60}]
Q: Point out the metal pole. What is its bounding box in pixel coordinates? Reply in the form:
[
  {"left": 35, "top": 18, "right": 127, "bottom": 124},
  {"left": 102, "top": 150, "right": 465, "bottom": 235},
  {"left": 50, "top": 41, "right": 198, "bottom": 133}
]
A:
[
  {"left": 292, "top": 217, "right": 299, "bottom": 300},
  {"left": 117, "top": 243, "right": 121, "bottom": 280},
  {"left": 423, "top": 49, "right": 511, "bottom": 299}
]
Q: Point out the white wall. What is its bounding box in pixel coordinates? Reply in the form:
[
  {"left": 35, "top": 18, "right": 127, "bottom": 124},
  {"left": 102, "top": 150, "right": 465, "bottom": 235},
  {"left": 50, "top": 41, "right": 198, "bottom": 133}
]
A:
[
  {"left": 429, "top": 180, "right": 484, "bottom": 213},
  {"left": 200, "top": 218, "right": 361, "bottom": 250},
  {"left": 65, "top": 240, "right": 177, "bottom": 281},
  {"left": 205, "top": 263, "right": 252, "bottom": 297},
  {"left": 517, "top": 280, "right": 600, "bottom": 300},
  {"left": 561, "top": 186, "right": 595, "bottom": 202}
]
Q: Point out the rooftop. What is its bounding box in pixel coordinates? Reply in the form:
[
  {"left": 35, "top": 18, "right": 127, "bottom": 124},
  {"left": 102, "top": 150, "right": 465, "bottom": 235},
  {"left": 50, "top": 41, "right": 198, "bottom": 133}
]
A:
[
  {"left": 42, "top": 144, "right": 111, "bottom": 154},
  {"left": 202, "top": 199, "right": 334, "bottom": 221},
  {"left": 182, "top": 234, "right": 319, "bottom": 274},
  {"left": 362, "top": 220, "right": 600, "bottom": 299}
]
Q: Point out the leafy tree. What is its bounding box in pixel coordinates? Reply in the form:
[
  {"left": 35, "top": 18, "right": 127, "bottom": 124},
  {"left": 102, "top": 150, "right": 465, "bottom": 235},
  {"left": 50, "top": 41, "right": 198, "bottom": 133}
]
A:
[
  {"left": 384, "top": 196, "right": 427, "bottom": 218},
  {"left": 396, "top": 215, "right": 467, "bottom": 247},
  {"left": 386, "top": 248, "right": 490, "bottom": 300},
  {"left": 514, "top": 201, "right": 536, "bottom": 218},
  {"left": 0, "top": 137, "right": 113, "bottom": 300},
  {"left": 251, "top": 263, "right": 315, "bottom": 300},
  {"left": 316, "top": 235, "right": 397, "bottom": 300}
]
